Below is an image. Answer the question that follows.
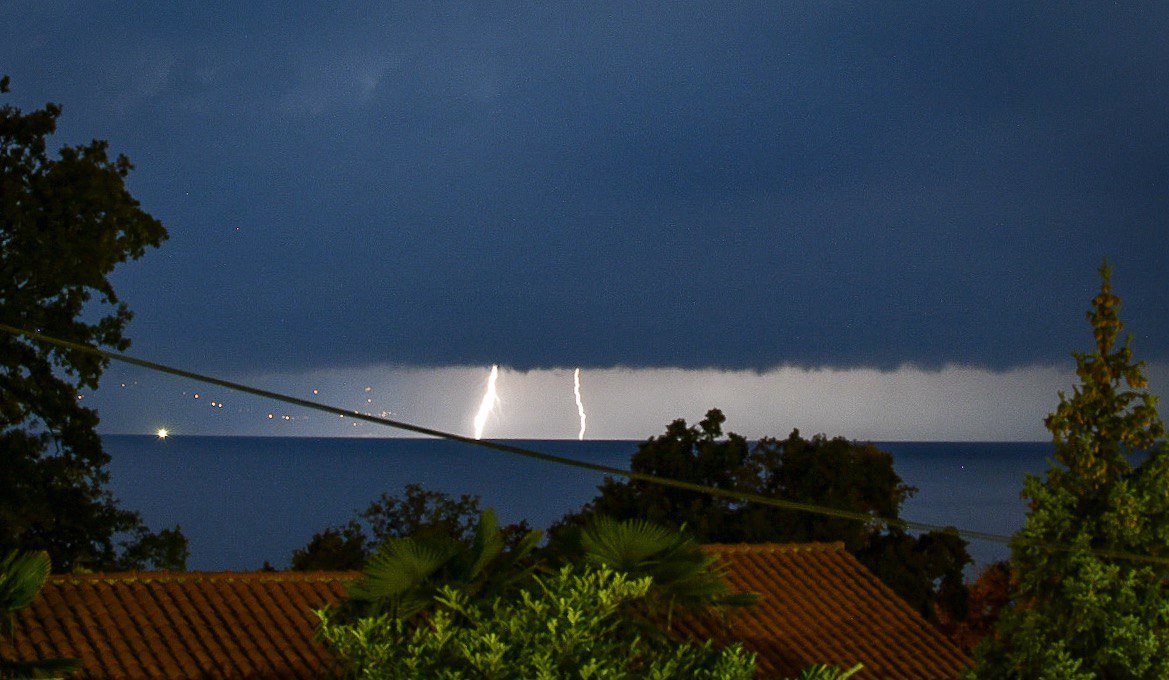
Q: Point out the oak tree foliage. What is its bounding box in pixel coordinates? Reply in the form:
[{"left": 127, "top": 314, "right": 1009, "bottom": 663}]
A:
[
  {"left": 550, "top": 410, "right": 971, "bottom": 621},
  {"left": 0, "top": 77, "right": 186, "bottom": 571}
]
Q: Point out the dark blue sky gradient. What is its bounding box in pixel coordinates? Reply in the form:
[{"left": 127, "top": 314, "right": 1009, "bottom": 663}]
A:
[{"left": 3, "top": 2, "right": 1166, "bottom": 374}]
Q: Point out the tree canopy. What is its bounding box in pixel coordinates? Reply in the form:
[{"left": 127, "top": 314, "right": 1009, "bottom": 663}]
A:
[
  {"left": 550, "top": 410, "right": 970, "bottom": 620},
  {"left": 0, "top": 77, "right": 185, "bottom": 571},
  {"left": 290, "top": 484, "right": 534, "bottom": 571},
  {"left": 970, "top": 265, "right": 1169, "bottom": 679}
]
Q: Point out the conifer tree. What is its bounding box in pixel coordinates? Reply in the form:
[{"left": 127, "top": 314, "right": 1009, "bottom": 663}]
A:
[{"left": 970, "top": 264, "right": 1169, "bottom": 679}]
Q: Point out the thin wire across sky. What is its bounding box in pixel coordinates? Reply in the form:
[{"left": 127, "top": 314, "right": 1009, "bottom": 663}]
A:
[{"left": 3, "top": 323, "right": 1167, "bottom": 567}]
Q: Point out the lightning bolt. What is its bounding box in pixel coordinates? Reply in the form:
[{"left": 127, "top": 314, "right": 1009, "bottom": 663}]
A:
[
  {"left": 573, "top": 367, "right": 587, "bottom": 441},
  {"left": 473, "top": 365, "right": 499, "bottom": 440}
]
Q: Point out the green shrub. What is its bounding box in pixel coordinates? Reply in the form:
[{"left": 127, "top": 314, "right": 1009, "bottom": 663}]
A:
[{"left": 317, "top": 564, "right": 755, "bottom": 679}]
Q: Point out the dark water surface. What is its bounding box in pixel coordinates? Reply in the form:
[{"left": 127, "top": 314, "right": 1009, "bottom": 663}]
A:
[{"left": 103, "top": 435, "right": 1052, "bottom": 571}]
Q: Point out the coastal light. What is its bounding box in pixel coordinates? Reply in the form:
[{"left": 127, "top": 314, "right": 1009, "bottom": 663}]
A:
[{"left": 156, "top": 428, "right": 169, "bottom": 439}]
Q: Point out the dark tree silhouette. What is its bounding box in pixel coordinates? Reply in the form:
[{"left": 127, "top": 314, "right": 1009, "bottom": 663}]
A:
[
  {"left": 0, "top": 77, "right": 185, "bottom": 571},
  {"left": 291, "top": 484, "right": 532, "bottom": 571},
  {"left": 550, "top": 410, "right": 970, "bottom": 621}
]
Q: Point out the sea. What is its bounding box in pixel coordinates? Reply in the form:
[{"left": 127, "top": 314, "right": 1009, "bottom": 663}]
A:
[{"left": 102, "top": 435, "right": 1053, "bottom": 572}]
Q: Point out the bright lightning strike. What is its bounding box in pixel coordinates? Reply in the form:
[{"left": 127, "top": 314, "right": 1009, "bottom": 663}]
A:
[
  {"left": 573, "top": 368, "right": 587, "bottom": 441},
  {"left": 473, "top": 365, "right": 500, "bottom": 440}
]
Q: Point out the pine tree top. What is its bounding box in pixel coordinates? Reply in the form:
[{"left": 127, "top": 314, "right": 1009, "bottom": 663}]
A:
[{"left": 1044, "top": 262, "right": 1165, "bottom": 492}]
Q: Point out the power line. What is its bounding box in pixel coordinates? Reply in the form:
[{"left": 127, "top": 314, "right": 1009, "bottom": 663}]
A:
[{"left": 3, "top": 323, "right": 1167, "bottom": 567}]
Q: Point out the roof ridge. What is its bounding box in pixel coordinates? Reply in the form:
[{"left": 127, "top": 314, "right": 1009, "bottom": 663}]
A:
[
  {"left": 701, "top": 542, "right": 845, "bottom": 554},
  {"left": 47, "top": 571, "right": 362, "bottom": 584}
]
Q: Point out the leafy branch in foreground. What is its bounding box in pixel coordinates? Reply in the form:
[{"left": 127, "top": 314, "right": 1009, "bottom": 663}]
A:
[
  {"left": 0, "top": 550, "right": 80, "bottom": 679},
  {"left": 318, "top": 565, "right": 756, "bottom": 680}
]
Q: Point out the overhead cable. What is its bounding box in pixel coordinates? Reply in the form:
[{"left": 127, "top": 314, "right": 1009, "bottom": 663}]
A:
[{"left": 3, "top": 323, "right": 1167, "bottom": 567}]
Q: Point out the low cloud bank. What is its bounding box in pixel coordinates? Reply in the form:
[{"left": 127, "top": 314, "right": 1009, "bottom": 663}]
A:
[{"left": 91, "top": 362, "right": 1169, "bottom": 442}]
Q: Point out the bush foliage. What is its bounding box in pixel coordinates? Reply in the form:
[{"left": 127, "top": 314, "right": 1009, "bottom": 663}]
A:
[{"left": 318, "top": 564, "right": 756, "bottom": 680}]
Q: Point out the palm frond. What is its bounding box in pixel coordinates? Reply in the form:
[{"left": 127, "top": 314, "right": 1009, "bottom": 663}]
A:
[
  {"left": 0, "top": 551, "right": 50, "bottom": 616},
  {"left": 579, "top": 517, "right": 758, "bottom": 616},
  {"left": 462, "top": 508, "right": 505, "bottom": 581},
  {"left": 514, "top": 525, "right": 545, "bottom": 558},
  {"left": 348, "top": 536, "right": 459, "bottom": 601},
  {"left": 793, "top": 662, "right": 864, "bottom": 679},
  {"left": 0, "top": 551, "right": 79, "bottom": 677},
  {"left": 1, "top": 551, "right": 50, "bottom": 639},
  {"left": 0, "top": 655, "right": 83, "bottom": 678},
  {"left": 483, "top": 529, "right": 544, "bottom": 593},
  {"left": 580, "top": 516, "right": 677, "bottom": 570}
]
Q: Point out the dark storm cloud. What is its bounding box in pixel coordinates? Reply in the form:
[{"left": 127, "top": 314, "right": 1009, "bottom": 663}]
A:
[{"left": 3, "top": 2, "right": 1166, "bottom": 373}]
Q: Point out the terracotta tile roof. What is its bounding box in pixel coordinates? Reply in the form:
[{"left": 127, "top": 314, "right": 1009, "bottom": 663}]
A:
[
  {"left": 2, "top": 571, "right": 353, "bottom": 680},
  {"left": 685, "top": 543, "right": 972, "bottom": 679},
  {"left": 3, "top": 544, "right": 970, "bottom": 679}
]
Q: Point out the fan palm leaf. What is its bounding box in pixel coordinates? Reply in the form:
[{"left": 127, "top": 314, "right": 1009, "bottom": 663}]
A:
[
  {"left": 350, "top": 536, "right": 459, "bottom": 598},
  {"left": 581, "top": 516, "right": 677, "bottom": 569},
  {"left": 343, "top": 509, "right": 544, "bottom": 623},
  {"left": 580, "top": 516, "right": 757, "bottom": 617}
]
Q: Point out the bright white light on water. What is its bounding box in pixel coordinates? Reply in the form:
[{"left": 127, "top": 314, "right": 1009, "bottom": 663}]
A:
[
  {"left": 573, "top": 368, "right": 587, "bottom": 440},
  {"left": 473, "top": 365, "right": 499, "bottom": 440},
  {"left": 156, "top": 428, "right": 169, "bottom": 440}
]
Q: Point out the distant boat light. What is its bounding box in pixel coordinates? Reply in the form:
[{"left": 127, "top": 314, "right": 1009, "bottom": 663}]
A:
[{"left": 156, "top": 428, "right": 169, "bottom": 439}]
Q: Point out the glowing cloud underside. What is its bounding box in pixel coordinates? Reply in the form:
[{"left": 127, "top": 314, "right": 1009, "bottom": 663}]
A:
[
  {"left": 472, "top": 365, "right": 499, "bottom": 440},
  {"left": 574, "top": 368, "right": 587, "bottom": 440}
]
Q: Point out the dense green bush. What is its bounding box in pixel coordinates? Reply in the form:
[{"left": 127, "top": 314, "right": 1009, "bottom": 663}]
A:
[{"left": 317, "top": 564, "right": 756, "bottom": 679}]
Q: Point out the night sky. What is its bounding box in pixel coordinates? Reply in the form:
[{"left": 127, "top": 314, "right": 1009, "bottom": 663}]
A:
[{"left": 4, "top": 3, "right": 1166, "bottom": 440}]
